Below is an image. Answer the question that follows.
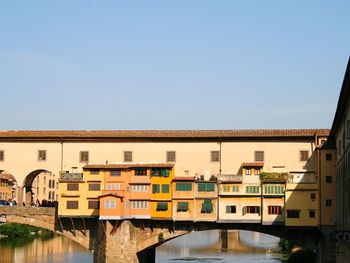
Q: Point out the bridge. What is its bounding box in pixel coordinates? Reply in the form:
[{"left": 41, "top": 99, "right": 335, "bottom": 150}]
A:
[{"left": 0, "top": 206, "right": 321, "bottom": 263}]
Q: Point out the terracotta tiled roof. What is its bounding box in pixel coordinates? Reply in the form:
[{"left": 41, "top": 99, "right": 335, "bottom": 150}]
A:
[
  {"left": 84, "top": 163, "right": 174, "bottom": 169},
  {"left": 0, "top": 129, "right": 330, "bottom": 140},
  {"left": 0, "top": 172, "right": 16, "bottom": 183},
  {"left": 242, "top": 162, "right": 264, "bottom": 167}
]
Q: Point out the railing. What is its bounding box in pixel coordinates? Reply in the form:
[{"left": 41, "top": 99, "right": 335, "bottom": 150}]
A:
[
  {"left": 288, "top": 173, "right": 317, "bottom": 184},
  {"left": 59, "top": 172, "right": 83, "bottom": 181},
  {"left": 218, "top": 174, "right": 243, "bottom": 182}
]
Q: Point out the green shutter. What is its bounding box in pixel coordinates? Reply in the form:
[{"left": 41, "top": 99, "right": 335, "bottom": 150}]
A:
[
  {"left": 198, "top": 183, "right": 206, "bottom": 191},
  {"left": 201, "top": 200, "right": 213, "bottom": 213},
  {"left": 242, "top": 206, "right": 246, "bottom": 216},
  {"left": 207, "top": 183, "right": 215, "bottom": 192},
  {"left": 156, "top": 202, "right": 168, "bottom": 211},
  {"left": 162, "top": 184, "right": 169, "bottom": 193},
  {"left": 164, "top": 169, "right": 170, "bottom": 177},
  {"left": 226, "top": 206, "right": 231, "bottom": 213},
  {"left": 177, "top": 202, "right": 189, "bottom": 212},
  {"left": 152, "top": 184, "right": 160, "bottom": 193}
]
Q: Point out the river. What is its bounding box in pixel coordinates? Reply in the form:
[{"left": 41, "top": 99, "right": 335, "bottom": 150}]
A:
[{"left": 0, "top": 230, "right": 282, "bottom": 263}]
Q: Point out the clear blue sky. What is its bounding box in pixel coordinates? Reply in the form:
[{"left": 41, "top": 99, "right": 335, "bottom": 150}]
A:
[{"left": 1, "top": 1, "right": 349, "bottom": 130}]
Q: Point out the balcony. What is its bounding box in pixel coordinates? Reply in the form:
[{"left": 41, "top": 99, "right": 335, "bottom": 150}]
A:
[
  {"left": 288, "top": 173, "right": 317, "bottom": 184},
  {"left": 218, "top": 174, "right": 243, "bottom": 183},
  {"left": 260, "top": 172, "right": 290, "bottom": 183},
  {"left": 59, "top": 172, "right": 83, "bottom": 181}
]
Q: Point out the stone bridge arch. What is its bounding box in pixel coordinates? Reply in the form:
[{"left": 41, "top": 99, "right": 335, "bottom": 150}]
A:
[
  {"left": 0, "top": 206, "right": 96, "bottom": 250},
  {"left": 17, "top": 169, "right": 58, "bottom": 206}
]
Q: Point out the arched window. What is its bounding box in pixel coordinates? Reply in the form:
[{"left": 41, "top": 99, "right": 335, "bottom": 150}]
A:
[
  {"left": 48, "top": 191, "right": 51, "bottom": 200},
  {"left": 52, "top": 191, "right": 55, "bottom": 200},
  {"left": 48, "top": 180, "right": 51, "bottom": 188},
  {"left": 43, "top": 176, "right": 46, "bottom": 185},
  {"left": 43, "top": 187, "right": 46, "bottom": 196},
  {"left": 52, "top": 180, "right": 55, "bottom": 189}
]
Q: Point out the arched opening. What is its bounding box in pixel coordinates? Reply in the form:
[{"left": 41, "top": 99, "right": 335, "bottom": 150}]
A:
[
  {"left": 142, "top": 229, "right": 281, "bottom": 263},
  {"left": 21, "top": 169, "right": 58, "bottom": 207},
  {"left": 0, "top": 170, "right": 18, "bottom": 204}
]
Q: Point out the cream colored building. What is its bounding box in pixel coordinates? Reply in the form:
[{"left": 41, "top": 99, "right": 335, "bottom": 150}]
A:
[
  {"left": 32, "top": 171, "right": 58, "bottom": 204},
  {"left": 0, "top": 129, "right": 337, "bottom": 229}
]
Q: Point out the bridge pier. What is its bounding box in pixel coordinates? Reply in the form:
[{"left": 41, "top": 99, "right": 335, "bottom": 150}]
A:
[{"left": 94, "top": 220, "right": 156, "bottom": 263}]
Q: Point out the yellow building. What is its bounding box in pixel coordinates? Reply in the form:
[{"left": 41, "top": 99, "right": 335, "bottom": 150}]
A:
[
  {"left": 0, "top": 172, "right": 16, "bottom": 201},
  {"left": 285, "top": 173, "right": 319, "bottom": 227},
  {"left": 32, "top": 171, "right": 58, "bottom": 203},
  {"left": 58, "top": 168, "right": 102, "bottom": 217},
  {"left": 150, "top": 165, "right": 174, "bottom": 220}
]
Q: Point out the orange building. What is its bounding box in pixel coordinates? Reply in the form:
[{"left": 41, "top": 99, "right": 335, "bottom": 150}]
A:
[{"left": 96, "top": 164, "right": 173, "bottom": 220}]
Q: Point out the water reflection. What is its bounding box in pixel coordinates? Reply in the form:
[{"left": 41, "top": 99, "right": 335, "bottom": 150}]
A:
[
  {"left": 156, "top": 230, "right": 282, "bottom": 263},
  {"left": 0, "top": 235, "right": 92, "bottom": 263}
]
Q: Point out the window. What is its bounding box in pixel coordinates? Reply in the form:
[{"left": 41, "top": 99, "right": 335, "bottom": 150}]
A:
[
  {"left": 309, "top": 210, "right": 316, "bottom": 218},
  {"left": 52, "top": 181, "right": 55, "bottom": 189},
  {"left": 310, "top": 193, "right": 316, "bottom": 201},
  {"left": 152, "top": 184, "right": 160, "bottom": 193},
  {"left": 254, "top": 151, "right": 264, "bottom": 162},
  {"left": 124, "top": 151, "right": 132, "bottom": 162},
  {"left": 162, "top": 184, "right": 170, "bottom": 193},
  {"left": 0, "top": 150, "right": 4, "bottom": 161},
  {"left": 115, "top": 183, "right": 121, "bottom": 190},
  {"left": 225, "top": 205, "right": 236, "bottom": 214},
  {"left": 134, "top": 184, "right": 147, "bottom": 192},
  {"left": 133, "top": 200, "right": 148, "bottom": 209},
  {"left": 326, "top": 176, "right": 332, "bottom": 183},
  {"left": 151, "top": 168, "right": 170, "bottom": 177},
  {"left": 80, "top": 151, "right": 89, "bottom": 163},
  {"left": 156, "top": 202, "right": 168, "bottom": 211},
  {"left": 264, "top": 185, "right": 284, "bottom": 194},
  {"left": 300, "top": 151, "right": 309, "bottom": 161},
  {"left": 268, "top": 206, "right": 282, "bottom": 215},
  {"left": 198, "top": 183, "right": 215, "bottom": 192},
  {"left": 211, "top": 151, "right": 220, "bottom": 162},
  {"left": 176, "top": 182, "right": 192, "bottom": 191},
  {"left": 326, "top": 199, "right": 332, "bottom": 207},
  {"left": 88, "top": 183, "right": 100, "bottom": 191},
  {"left": 67, "top": 200, "right": 79, "bottom": 209},
  {"left": 48, "top": 180, "right": 52, "bottom": 188},
  {"left": 246, "top": 186, "right": 260, "bottom": 193},
  {"left": 287, "top": 210, "right": 300, "bottom": 218},
  {"left": 223, "top": 185, "right": 230, "bottom": 192},
  {"left": 135, "top": 169, "right": 147, "bottom": 176},
  {"left": 177, "top": 202, "right": 189, "bottom": 212},
  {"left": 166, "top": 151, "right": 176, "bottom": 162},
  {"left": 67, "top": 183, "right": 79, "bottom": 191},
  {"left": 254, "top": 169, "right": 260, "bottom": 175},
  {"left": 243, "top": 206, "right": 260, "bottom": 215},
  {"left": 110, "top": 170, "right": 121, "bottom": 176},
  {"left": 90, "top": 169, "right": 99, "bottom": 175},
  {"left": 201, "top": 199, "right": 213, "bottom": 213},
  {"left": 106, "top": 184, "right": 113, "bottom": 190},
  {"left": 38, "top": 150, "right": 47, "bottom": 161},
  {"left": 104, "top": 200, "right": 116, "bottom": 209},
  {"left": 245, "top": 169, "right": 251, "bottom": 175},
  {"left": 88, "top": 200, "right": 99, "bottom": 209},
  {"left": 326, "top": 153, "right": 333, "bottom": 161}
]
